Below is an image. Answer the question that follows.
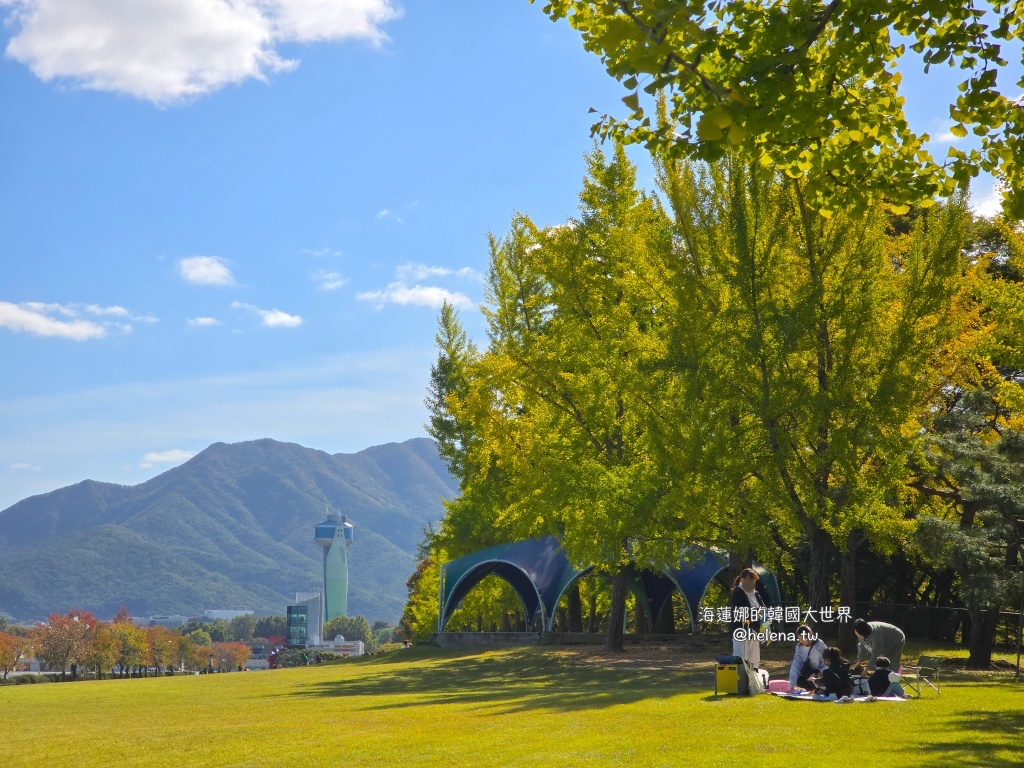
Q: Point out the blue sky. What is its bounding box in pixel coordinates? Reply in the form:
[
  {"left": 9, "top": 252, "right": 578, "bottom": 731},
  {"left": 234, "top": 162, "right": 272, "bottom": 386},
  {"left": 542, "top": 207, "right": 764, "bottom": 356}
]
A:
[{"left": 0, "top": 1, "right": 1019, "bottom": 511}]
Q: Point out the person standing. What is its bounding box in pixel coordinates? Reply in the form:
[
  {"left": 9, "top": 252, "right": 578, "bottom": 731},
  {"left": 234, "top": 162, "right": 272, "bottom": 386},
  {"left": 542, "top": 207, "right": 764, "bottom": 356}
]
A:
[
  {"left": 729, "top": 568, "right": 765, "bottom": 671},
  {"left": 854, "top": 618, "right": 906, "bottom": 671}
]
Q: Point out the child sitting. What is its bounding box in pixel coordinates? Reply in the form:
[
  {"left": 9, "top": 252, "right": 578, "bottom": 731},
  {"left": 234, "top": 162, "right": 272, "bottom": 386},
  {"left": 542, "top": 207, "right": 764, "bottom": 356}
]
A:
[
  {"left": 815, "top": 647, "right": 853, "bottom": 698},
  {"left": 868, "top": 656, "right": 906, "bottom": 698}
]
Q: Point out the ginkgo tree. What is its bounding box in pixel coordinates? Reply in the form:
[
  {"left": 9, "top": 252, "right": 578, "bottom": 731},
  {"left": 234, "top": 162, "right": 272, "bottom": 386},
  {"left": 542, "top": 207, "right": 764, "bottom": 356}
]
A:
[
  {"left": 532, "top": 0, "right": 1024, "bottom": 217},
  {"left": 421, "top": 142, "right": 995, "bottom": 649},
  {"left": 431, "top": 146, "right": 699, "bottom": 650},
  {"left": 653, "top": 152, "right": 983, "bottom": 619}
]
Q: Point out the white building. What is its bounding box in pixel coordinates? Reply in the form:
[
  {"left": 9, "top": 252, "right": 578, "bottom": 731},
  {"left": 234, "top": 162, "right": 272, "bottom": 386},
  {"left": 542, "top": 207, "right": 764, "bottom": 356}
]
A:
[{"left": 319, "top": 636, "right": 364, "bottom": 656}]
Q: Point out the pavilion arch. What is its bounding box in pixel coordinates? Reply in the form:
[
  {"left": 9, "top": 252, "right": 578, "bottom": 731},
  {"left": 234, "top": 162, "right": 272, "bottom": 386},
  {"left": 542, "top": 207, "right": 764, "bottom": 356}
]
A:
[
  {"left": 438, "top": 537, "right": 589, "bottom": 633},
  {"left": 438, "top": 537, "right": 778, "bottom": 633}
]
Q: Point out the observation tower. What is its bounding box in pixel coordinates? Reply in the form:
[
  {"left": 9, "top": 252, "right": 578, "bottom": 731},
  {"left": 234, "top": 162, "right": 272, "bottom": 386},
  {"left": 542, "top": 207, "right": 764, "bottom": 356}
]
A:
[{"left": 315, "top": 508, "right": 354, "bottom": 621}]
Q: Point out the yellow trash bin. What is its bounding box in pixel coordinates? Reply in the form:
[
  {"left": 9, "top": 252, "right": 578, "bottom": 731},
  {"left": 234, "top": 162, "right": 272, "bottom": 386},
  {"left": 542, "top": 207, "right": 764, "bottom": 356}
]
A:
[{"left": 715, "top": 662, "right": 749, "bottom": 696}]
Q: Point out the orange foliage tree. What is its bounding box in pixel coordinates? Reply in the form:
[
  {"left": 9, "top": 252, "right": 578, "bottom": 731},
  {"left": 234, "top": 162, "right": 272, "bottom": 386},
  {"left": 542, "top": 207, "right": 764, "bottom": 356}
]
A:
[
  {"left": 34, "top": 610, "right": 97, "bottom": 676},
  {"left": 0, "top": 632, "right": 27, "bottom": 679},
  {"left": 213, "top": 641, "right": 252, "bottom": 671},
  {"left": 147, "top": 626, "right": 179, "bottom": 673}
]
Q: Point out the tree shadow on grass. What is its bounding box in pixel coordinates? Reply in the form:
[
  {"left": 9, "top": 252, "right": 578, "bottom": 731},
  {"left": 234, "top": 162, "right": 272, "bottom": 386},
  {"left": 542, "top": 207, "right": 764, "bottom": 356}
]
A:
[
  {"left": 277, "top": 648, "right": 718, "bottom": 714},
  {"left": 908, "top": 698, "right": 1024, "bottom": 768}
]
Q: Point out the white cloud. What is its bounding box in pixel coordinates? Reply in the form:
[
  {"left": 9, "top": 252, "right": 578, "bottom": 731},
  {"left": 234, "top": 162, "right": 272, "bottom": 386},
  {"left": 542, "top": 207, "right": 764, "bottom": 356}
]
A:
[
  {"left": 231, "top": 301, "right": 302, "bottom": 327},
  {"left": 84, "top": 304, "right": 127, "bottom": 317},
  {"left": 21, "top": 301, "right": 76, "bottom": 317},
  {"left": 358, "top": 262, "right": 479, "bottom": 309},
  {"left": 0, "top": 301, "right": 156, "bottom": 339},
  {"left": 0, "top": 301, "right": 108, "bottom": 340},
  {"left": 395, "top": 262, "right": 481, "bottom": 281},
  {"left": 1, "top": 0, "right": 402, "bottom": 103},
  {"left": 84, "top": 304, "right": 158, "bottom": 323},
  {"left": 302, "top": 247, "right": 343, "bottom": 258},
  {"left": 395, "top": 263, "right": 449, "bottom": 281},
  {"left": 10, "top": 462, "right": 42, "bottom": 471},
  {"left": 377, "top": 209, "right": 403, "bottom": 223},
  {"left": 971, "top": 183, "right": 1004, "bottom": 218},
  {"left": 313, "top": 270, "right": 349, "bottom": 290},
  {"left": 139, "top": 448, "right": 195, "bottom": 468},
  {"left": 357, "top": 282, "right": 471, "bottom": 310},
  {"left": 178, "top": 255, "right": 235, "bottom": 286},
  {"left": 187, "top": 316, "right": 221, "bottom": 327},
  {"left": 271, "top": 0, "right": 399, "bottom": 44},
  {"left": 925, "top": 116, "right": 964, "bottom": 146}
]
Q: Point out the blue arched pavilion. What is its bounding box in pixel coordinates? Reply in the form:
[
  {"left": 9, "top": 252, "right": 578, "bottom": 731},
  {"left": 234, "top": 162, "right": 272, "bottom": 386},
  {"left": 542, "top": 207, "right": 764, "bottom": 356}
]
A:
[{"left": 437, "top": 537, "right": 782, "bottom": 633}]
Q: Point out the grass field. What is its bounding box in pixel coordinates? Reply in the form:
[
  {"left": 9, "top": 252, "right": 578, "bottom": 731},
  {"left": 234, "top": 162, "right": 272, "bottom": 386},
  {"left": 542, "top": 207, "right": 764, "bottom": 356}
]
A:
[{"left": 1, "top": 643, "right": 1021, "bottom": 768}]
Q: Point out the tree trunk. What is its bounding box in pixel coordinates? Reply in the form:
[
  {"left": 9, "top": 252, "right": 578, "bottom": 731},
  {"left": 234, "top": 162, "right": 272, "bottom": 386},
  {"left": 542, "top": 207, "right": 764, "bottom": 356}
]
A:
[
  {"left": 567, "top": 583, "right": 584, "bottom": 632},
  {"left": 587, "top": 591, "right": 597, "bottom": 634},
  {"left": 967, "top": 607, "right": 997, "bottom": 668},
  {"left": 654, "top": 596, "right": 675, "bottom": 634},
  {"left": 634, "top": 597, "right": 648, "bottom": 636},
  {"left": 807, "top": 522, "right": 831, "bottom": 615},
  {"left": 605, "top": 567, "right": 628, "bottom": 652},
  {"left": 838, "top": 533, "right": 860, "bottom": 655}
]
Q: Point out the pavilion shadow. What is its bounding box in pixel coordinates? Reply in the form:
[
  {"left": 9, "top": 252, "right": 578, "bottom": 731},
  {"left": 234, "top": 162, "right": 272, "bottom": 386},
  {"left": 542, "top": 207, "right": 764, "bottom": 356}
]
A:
[{"left": 275, "top": 648, "right": 716, "bottom": 714}]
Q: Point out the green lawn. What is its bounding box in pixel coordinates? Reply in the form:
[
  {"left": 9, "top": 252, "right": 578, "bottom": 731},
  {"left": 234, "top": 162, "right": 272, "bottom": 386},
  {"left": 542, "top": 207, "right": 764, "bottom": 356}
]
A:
[{"left": 1, "top": 645, "right": 1021, "bottom": 768}]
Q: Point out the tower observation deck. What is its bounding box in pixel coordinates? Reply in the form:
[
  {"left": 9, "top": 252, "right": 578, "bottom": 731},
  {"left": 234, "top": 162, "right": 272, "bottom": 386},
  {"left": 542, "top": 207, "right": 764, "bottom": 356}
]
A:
[{"left": 315, "top": 509, "right": 354, "bottom": 621}]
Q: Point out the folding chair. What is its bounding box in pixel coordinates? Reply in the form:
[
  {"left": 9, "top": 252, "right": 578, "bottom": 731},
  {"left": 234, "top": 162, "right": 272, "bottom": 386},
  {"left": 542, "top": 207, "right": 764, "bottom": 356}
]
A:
[{"left": 900, "top": 655, "right": 942, "bottom": 697}]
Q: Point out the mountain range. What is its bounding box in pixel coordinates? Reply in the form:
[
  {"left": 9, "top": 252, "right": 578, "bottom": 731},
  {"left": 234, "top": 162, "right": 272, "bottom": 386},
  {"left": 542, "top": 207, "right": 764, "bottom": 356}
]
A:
[{"left": 0, "top": 438, "right": 458, "bottom": 624}]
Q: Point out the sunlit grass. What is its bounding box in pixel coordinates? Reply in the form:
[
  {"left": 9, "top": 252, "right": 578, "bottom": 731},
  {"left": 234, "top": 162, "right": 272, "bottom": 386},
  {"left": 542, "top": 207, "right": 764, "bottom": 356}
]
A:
[{"left": 1, "top": 645, "right": 1021, "bottom": 767}]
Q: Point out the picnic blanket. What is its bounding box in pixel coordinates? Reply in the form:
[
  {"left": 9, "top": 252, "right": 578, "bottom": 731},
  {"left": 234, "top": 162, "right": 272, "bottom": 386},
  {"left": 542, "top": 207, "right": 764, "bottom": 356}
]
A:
[{"left": 770, "top": 690, "right": 908, "bottom": 703}]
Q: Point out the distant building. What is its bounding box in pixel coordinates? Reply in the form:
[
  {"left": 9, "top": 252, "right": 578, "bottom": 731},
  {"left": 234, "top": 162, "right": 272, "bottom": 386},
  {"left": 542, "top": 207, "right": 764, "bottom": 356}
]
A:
[
  {"left": 314, "top": 510, "right": 354, "bottom": 621},
  {"left": 320, "top": 637, "right": 364, "bottom": 656},
  {"left": 203, "top": 609, "right": 255, "bottom": 621},
  {"left": 149, "top": 615, "right": 187, "bottom": 629},
  {"left": 293, "top": 592, "right": 323, "bottom": 646},
  {"left": 285, "top": 604, "right": 308, "bottom": 647}
]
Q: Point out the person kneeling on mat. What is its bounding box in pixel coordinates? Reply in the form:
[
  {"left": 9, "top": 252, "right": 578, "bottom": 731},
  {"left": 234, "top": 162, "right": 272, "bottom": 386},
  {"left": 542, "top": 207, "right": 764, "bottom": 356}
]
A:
[{"left": 789, "top": 625, "right": 827, "bottom": 692}]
